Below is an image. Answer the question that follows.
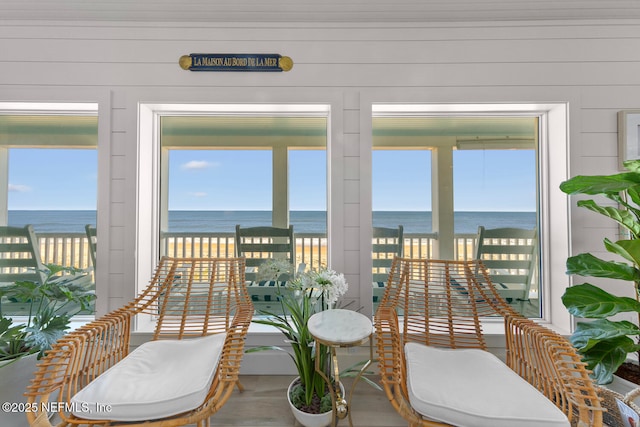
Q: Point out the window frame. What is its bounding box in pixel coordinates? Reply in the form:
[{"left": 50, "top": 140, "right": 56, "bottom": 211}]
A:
[
  {"left": 361, "top": 102, "right": 571, "bottom": 332},
  {"left": 136, "top": 102, "right": 338, "bottom": 332},
  {"left": 0, "top": 100, "right": 101, "bottom": 320}
]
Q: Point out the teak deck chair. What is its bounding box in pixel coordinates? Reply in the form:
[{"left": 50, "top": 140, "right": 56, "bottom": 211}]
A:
[
  {"left": 25, "top": 257, "right": 253, "bottom": 427},
  {"left": 374, "top": 257, "right": 603, "bottom": 427}
]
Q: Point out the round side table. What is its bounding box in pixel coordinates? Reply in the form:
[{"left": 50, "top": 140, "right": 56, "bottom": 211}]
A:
[{"left": 307, "top": 309, "right": 374, "bottom": 427}]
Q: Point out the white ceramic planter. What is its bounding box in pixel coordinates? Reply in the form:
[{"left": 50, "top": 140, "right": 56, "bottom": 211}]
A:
[
  {"left": 287, "top": 377, "right": 345, "bottom": 427},
  {"left": 0, "top": 353, "right": 39, "bottom": 427}
]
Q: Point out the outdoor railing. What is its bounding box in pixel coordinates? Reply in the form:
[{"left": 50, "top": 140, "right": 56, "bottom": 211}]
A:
[
  {"left": 160, "top": 232, "right": 236, "bottom": 259},
  {"left": 160, "top": 232, "right": 478, "bottom": 270},
  {"left": 35, "top": 232, "right": 479, "bottom": 272},
  {"left": 38, "top": 232, "right": 93, "bottom": 270}
]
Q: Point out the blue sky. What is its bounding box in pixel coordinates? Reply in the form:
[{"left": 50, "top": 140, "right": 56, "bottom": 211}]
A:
[
  {"left": 373, "top": 149, "right": 535, "bottom": 211},
  {"left": 8, "top": 149, "right": 98, "bottom": 210},
  {"left": 8, "top": 148, "right": 536, "bottom": 212},
  {"left": 166, "top": 149, "right": 329, "bottom": 211}
]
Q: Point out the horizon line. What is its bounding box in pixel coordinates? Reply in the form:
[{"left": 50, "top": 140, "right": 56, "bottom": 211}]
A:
[{"left": 8, "top": 208, "right": 537, "bottom": 213}]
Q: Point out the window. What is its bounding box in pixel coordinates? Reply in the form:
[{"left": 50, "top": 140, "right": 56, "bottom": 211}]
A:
[
  {"left": 289, "top": 149, "right": 327, "bottom": 270},
  {"left": 0, "top": 106, "right": 98, "bottom": 316},
  {"left": 142, "top": 107, "right": 329, "bottom": 321},
  {"left": 159, "top": 115, "right": 327, "bottom": 263},
  {"left": 371, "top": 108, "right": 554, "bottom": 320}
]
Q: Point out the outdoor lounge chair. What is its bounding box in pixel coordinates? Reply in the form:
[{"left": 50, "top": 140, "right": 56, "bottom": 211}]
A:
[
  {"left": 0, "top": 224, "right": 93, "bottom": 314},
  {"left": 374, "top": 257, "right": 603, "bottom": 427},
  {"left": 25, "top": 257, "right": 253, "bottom": 427},
  {"left": 85, "top": 224, "right": 97, "bottom": 269},
  {"left": 372, "top": 225, "right": 403, "bottom": 311},
  {"left": 474, "top": 226, "right": 538, "bottom": 314},
  {"left": 235, "top": 224, "right": 301, "bottom": 313}
]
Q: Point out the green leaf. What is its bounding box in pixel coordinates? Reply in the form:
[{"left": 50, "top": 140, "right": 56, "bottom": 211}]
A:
[
  {"left": 623, "top": 159, "right": 640, "bottom": 173},
  {"left": 577, "top": 200, "right": 640, "bottom": 237},
  {"left": 560, "top": 173, "right": 640, "bottom": 196},
  {"left": 24, "top": 311, "right": 70, "bottom": 355},
  {"left": 605, "top": 238, "right": 640, "bottom": 266},
  {"left": 575, "top": 335, "right": 640, "bottom": 384},
  {"left": 566, "top": 253, "right": 640, "bottom": 282},
  {"left": 562, "top": 283, "right": 640, "bottom": 318},
  {"left": 0, "top": 316, "right": 29, "bottom": 360},
  {"left": 571, "top": 319, "right": 640, "bottom": 351},
  {"left": 628, "top": 185, "right": 640, "bottom": 206},
  {"left": 0, "top": 280, "right": 40, "bottom": 303},
  {"left": 0, "top": 316, "right": 13, "bottom": 334}
]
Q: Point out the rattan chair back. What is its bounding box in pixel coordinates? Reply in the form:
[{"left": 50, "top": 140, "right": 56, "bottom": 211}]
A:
[{"left": 379, "top": 257, "right": 514, "bottom": 349}]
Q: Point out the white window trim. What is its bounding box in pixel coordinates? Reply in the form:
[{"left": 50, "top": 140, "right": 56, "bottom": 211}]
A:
[{"left": 136, "top": 101, "right": 341, "bottom": 333}]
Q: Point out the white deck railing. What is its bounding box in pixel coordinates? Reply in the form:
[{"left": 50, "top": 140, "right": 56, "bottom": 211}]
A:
[
  {"left": 38, "top": 232, "right": 93, "bottom": 270},
  {"left": 36, "top": 232, "right": 479, "bottom": 271},
  {"left": 159, "top": 232, "right": 478, "bottom": 269}
]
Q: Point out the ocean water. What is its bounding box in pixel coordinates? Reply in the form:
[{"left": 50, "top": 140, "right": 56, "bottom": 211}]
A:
[{"left": 8, "top": 210, "right": 536, "bottom": 234}]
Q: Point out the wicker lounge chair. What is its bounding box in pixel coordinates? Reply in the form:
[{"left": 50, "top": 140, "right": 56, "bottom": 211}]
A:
[
  {"left": 25, "top": 256, "right": 253, "bottom": 427},
  {"left": 374, "top": 257, "right": 603, "bottom": 427}
]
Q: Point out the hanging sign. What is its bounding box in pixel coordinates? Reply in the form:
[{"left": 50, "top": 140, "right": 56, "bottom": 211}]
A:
[{"left": 179, "top": 53, "right": 293, "bottom": 72}]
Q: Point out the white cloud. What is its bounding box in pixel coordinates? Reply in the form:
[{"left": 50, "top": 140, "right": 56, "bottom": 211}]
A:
[
  {"left": 189, "top": 192, "right": 207, "bottom": 197},
  {"left": 8, "top": 183, "right": 31, "bottom": 192},
  {"left": 182, "top": 160, "right": 216, "bottom": 170}
]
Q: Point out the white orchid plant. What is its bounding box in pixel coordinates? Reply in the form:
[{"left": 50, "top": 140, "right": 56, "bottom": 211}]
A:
[
  {"left": 248, "top": 265, "right": 349, "bottom": 414},
  {"left": 256, "top": 258, "right": 294, "bottom": 282},
  {"left": 291, "top": 268, "right": 348, "bottom": 308}
]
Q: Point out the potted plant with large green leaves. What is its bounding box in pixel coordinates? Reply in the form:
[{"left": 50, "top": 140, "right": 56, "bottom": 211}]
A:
[
  {"left": 0, "top": 264, "right": 95, "bottom": 427},
  {"left": 560, "top": 159, "right": 640, "bottom": 385}
]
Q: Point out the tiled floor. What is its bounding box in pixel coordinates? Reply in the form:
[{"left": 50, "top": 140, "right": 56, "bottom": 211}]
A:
[{"left": 209, "top": 375, "right": 406, "bottom": 427}]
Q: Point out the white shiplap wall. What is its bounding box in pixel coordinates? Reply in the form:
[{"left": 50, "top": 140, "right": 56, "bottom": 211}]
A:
[
  {"left": 1, "top": 18, "right": 640, "bottom": 327},
  {"left": 2, "top": 0, "right": 640, "bottom": 22}
]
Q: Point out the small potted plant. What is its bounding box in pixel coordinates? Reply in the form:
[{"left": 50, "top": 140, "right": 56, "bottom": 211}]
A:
[
  {"left": 0, "top": 264, "right": 95, "bottom": 426},
  {"left": 559, "top": 159, "right": 640, "bottom": 385},
  {"left": 248, "top": 261, "right": 349, "bottom": 427}
]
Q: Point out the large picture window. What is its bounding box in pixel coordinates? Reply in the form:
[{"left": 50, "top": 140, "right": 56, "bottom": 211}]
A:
[
  {"left": 156, "top": 111, "right": 328, "bottom": 317},
  {"left": 371, "top": 113, "right": 541, "bottom": 317},
  {"left": 0, "top": 106, "right": 98, "bottom": 316}
]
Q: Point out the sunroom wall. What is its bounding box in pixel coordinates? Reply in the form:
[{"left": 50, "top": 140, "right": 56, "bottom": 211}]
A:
[{"left": 1, "top": 18, "right": 640, "bottom": 352}]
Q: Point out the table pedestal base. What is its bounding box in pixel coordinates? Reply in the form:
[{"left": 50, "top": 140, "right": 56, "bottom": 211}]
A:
[{"left": 308, "top": 309, "right": 375, "bottom": 427}]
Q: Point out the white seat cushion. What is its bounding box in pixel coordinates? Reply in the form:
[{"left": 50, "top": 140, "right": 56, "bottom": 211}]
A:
[
  {"left": 71, "top": 333, "right": 227, "bottom": 421},
  {"left": 404, "top": 342, "right": 570, "bottom": 427}
]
